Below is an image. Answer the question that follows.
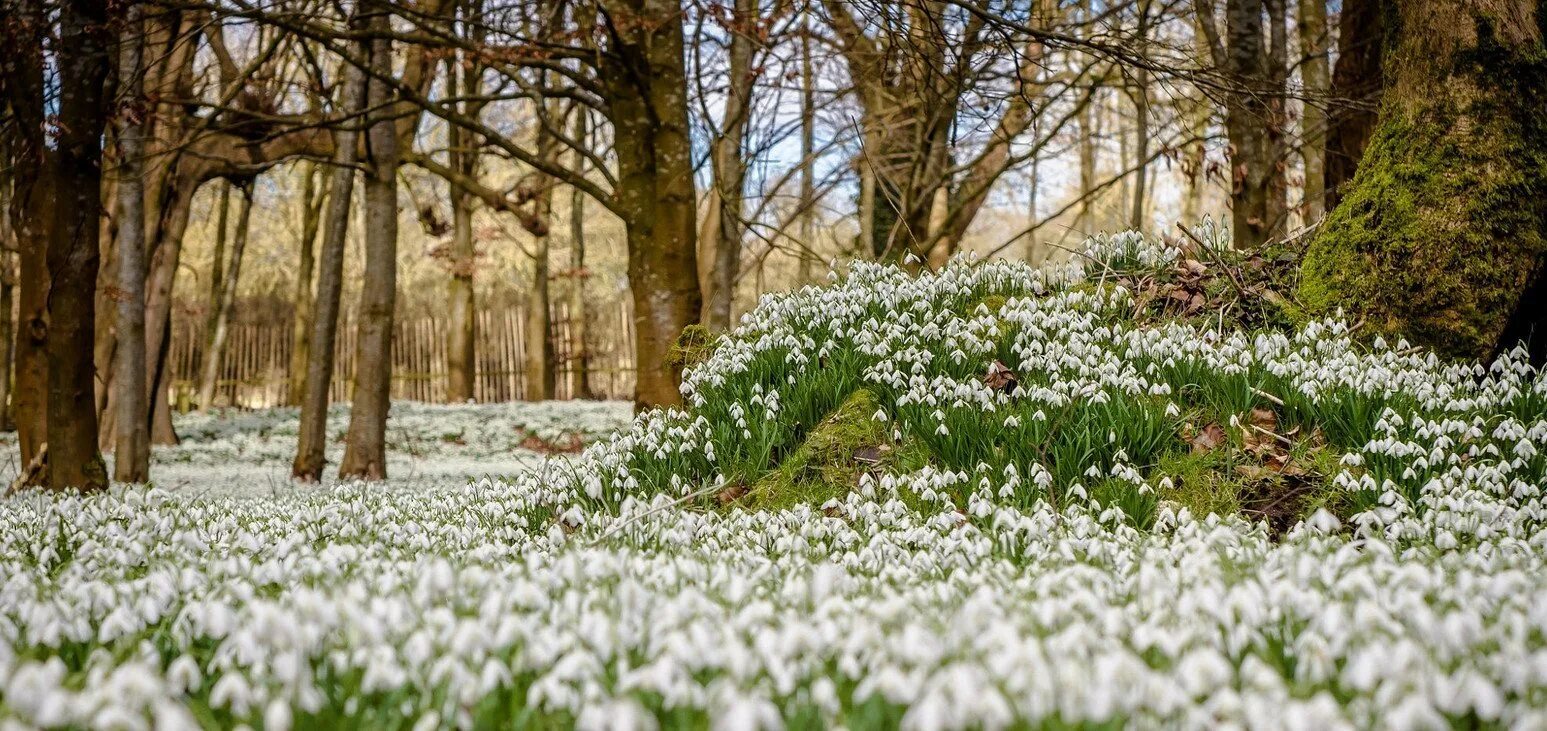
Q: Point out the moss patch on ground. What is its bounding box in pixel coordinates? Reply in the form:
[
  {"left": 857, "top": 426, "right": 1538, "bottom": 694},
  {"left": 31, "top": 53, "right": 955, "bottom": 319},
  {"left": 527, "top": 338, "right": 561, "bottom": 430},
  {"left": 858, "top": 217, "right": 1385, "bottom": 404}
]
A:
[{"left": 738, "top": 389, "right": 929, "bottom": 511}]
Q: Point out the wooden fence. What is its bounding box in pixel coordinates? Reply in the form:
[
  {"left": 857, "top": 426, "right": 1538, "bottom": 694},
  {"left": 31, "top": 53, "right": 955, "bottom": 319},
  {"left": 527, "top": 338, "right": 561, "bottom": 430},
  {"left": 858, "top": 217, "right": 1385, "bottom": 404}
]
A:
[{"left": 166, "top": 301, "right": 636, "bottom": 410}]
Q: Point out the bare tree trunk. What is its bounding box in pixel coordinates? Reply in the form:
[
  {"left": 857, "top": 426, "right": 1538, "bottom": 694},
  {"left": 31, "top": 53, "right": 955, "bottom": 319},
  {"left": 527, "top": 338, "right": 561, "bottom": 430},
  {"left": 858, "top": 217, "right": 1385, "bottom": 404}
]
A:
[
  {"left": 1129, "top": 0, "right": 1152, "bottom": 230},
  {"left": 1077, "top": 105, "right": 1098, "bottom": 235},
  {"left": 1221, "top": 0, "right": 1281, "bottom": 248},
  {"left": 703, "top": 0, "right": 756, "bottom": 331},
  {"left": 1297, "top": 0, "right": 1329, "bottom": 222},
  {"left": 797, "top": 16, "right": 817, "bottom": 284},
  {"left": 0, "top": 135, "right": 16, "bottom": 434},
  {"left": 599, "top": 0, "right": 701, "bottom": 410},
  {"left": 291, "top": 63, "right": 365, "bottom": 481},
  {"left": 1264, "top": 0, "right": 1290, "bottom": 232},
  {"left": 1323, "top": 0, "right": 1383, "bottom": 208},
  {"left": 444, "top": 37, "right": 479, "bottom": 402},
  {"left": 45, "top": 0, "right": 111, "bottom": 491},
  {"left": 858, "top": 162, "right": 876, "bottom": 257},
  {"left": 113, "top": 2, "right": 150, "bottom": 483},
  {"left": 339, "top": 7, "right": 399, "bottom": 480},
  {"left": 524, "top": 221, "right": 554, "bottom": 401},
  {"left": 3, "top": 0, "right": 49, "bottom": 470},
  {"left": 208, "top": 180, "right": 230, "bottom": 323},
  {"left": 1025, "top": 152, "right": 1040, "bottom": 261},
  {"left": 0, "top": 253, "right": 13, "bottom": 433},
  {"left": 288, "top": 163, "right": 324, "bottom": 405},
  {"left": 197, "top": 184, "right": 252, "bottom": 411},
  {"left": 568, "top": 108, "right": 593, "bottom": 400},
  {"left": 524, "top": 94, "right": 561, "bottom": 402},
  {"left": 143, "top": 181, "right": 196, "bottom": 446}
]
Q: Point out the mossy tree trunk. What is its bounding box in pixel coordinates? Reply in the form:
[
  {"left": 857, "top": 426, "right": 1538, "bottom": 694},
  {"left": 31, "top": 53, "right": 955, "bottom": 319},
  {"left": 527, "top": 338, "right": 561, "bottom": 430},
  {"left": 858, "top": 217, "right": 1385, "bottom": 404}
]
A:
[{"left": 1299, "top": 0, "right": 1547, "bottom": 361}]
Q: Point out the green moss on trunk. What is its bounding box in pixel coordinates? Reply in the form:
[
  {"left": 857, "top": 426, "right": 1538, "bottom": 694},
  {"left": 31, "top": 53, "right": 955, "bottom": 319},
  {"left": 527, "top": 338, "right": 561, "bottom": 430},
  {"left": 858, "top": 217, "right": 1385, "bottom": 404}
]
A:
[{"left": 1299, "top": 2, "right": 1547, "bottom": 359}]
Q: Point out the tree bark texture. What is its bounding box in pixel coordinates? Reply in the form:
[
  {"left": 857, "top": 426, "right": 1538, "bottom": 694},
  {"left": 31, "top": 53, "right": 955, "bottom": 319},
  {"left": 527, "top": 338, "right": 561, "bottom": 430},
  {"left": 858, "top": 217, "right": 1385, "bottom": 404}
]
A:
[
  {"left": 1323, "top": 0, "right": 1385, "bottom": 208},
  {"left": 1300, "top": 0, "right": 1547, "bottom": 361},
  {"left": 600, "top": 0, "right": 702, "bottom": 411},
  {"left": 288, "top": 163, "right": 325, "bottom": 405},
  {"left": 45, "top": 0, "right": 112, "bottom": 490},
  {"left": 703, "top": 0, "right": 757, "bottom": 331},
  {"left": 1297, "top": 0, "right": 1330, "bottom": 222},
  {"left": 197, "top": 183, "right": 252, "bottom": 411},
  {"left": 339, "top": 7, "right": 400, "bottom": 480},
  {"left": 3, "top": 0, "right": 51, "bottom": 473},
  {"left": 114, "top": 2, "right": 151, "bottom": 483},
  {"left": 292, "top": 51, "right": 367, "bottom": 481}
]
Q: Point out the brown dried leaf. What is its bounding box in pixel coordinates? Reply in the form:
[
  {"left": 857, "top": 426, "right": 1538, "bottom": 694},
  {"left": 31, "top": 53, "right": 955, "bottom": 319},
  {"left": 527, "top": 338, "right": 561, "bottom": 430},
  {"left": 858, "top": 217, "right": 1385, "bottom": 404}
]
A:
[
  {"left": 1249, "top": 407, "right": 1278, "bottom": 431},
  {"left": 1191, "top": 423, "right": 1228, "bottom": 453},
  {"left": 984, "top": 360, "right": 1019, "bottom": 394},
  {"left": 854, "top": 445, "right": 887, "bottom": 465},
  {"left": 716, "top": 484, "right": 747, "bottom": 507}
]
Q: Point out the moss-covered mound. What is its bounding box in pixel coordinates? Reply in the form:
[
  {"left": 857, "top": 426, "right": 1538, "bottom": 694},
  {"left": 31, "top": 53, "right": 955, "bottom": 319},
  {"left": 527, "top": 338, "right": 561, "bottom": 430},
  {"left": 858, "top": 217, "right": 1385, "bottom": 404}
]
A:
[{"left": 578, "top": 230, "right": 1545, "bottom": 538}]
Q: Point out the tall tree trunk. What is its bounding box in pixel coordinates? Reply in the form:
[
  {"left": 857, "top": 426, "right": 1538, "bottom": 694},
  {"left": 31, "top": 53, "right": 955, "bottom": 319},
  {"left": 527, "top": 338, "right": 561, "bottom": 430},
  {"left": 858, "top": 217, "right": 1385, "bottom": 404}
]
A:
[
  {"left": 1222, "top": 0, "right": 1279, "bottom": 248},
  {"left": 568, "top": 108, "right": 593, "bottom": 400},
  {"left": 0, "top": 131, "right": 17, "bottom": 433},
  {"left": 797, "top": 16, "right": 817, "bottom": 284},
  {"left": 600, "top": 0, "right": 701, "bottom": 411},
  {"left": 113, "top": 1, "right": 150, "bottom": 483},
  {"left": 1026, "top": 153, "right": 1041, "bottom": 261},
  {"left": 339, "top": 7, "right": 399, "bottom": 480},
  {"left": 1323, "top": 0, "right": 1384, "bottom": 208},
  {"left": 703, "top": 0, "right": 756, "bottom": 331},
  {"left": 444, "top": 40, "right": 479, "bottom": 402},
  {"left": 46, "top": 0, "right": 112, "bottom": 490},
  {"left": 1300, "top": 0, "right": 1547, "bottom": 362},
  {"left": 524, "top": 218, "right": 554, "bottom": 401},
  {"left": 3, "top": 0, "right": 50, "bottom": 471},
  {"left": 292, "top": 62, "right": 365, "bottom": 481},
  {"left": 288, "top": 164, "right": 325, "bottom": 405},
  {"left": 858, "top": 161, "right": 876, "bottom": 256},
  {"left": 1129, "top": 0, "right": 1153, "bottom": 230},
  {"left": 1297, "top": 0, "right": 1330, "bottom": 222},
  {"left": 143, "top": 179, "right": 196, "bottom": 446},
  {"left": 1076, "top": 95, "right": 1098, "bottom": 236},
  {"left": 1264, "top": 0, "right": 1290, "bottom": 232},
  {"left": 208, "top": 181, "right": 230, "bottom": 322},
  {"left": 197, "top": 184, "right": 252, "bottom": 411}
]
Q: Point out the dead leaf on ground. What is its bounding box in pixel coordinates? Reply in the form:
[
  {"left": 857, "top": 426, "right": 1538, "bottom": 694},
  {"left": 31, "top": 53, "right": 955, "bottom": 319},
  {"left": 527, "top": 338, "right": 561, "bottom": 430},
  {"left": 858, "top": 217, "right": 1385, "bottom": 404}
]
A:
[
  {"left": 1191, "top": 422, "right": 1228, "bottom": 453},
  {"left": 854, "top": 445, "right": 890, "bottom": 465},
  {"left": 1248, "top": 407, "right": 1278, "bottom": 431},
  {"left": 984, "top": 360, "right": 1019, "bottom": 394},
  {"left": 716, "top": 484, "right": 747, "bottom": 507}
]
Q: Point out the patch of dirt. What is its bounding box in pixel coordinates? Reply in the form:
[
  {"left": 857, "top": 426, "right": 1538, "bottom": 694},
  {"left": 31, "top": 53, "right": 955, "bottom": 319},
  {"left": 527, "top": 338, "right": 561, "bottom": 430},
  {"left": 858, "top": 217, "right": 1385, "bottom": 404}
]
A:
[{"left": 518, "top": 432, "right": 586, "bottom": 454}]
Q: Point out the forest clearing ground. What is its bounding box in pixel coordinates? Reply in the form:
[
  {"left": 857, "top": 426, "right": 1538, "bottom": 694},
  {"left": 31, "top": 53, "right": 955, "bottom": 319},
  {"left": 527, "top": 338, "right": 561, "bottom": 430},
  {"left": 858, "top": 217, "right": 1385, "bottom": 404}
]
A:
[{"left": 0, "top": 401, "right": 633, "bottom": 498}]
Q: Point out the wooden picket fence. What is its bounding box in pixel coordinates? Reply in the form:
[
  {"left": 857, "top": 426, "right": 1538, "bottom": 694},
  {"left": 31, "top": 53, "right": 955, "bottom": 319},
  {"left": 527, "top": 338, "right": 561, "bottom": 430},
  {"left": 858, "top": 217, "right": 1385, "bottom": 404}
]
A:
[{"left": 166, "top": 301, "right": 636, "bottom": 410}]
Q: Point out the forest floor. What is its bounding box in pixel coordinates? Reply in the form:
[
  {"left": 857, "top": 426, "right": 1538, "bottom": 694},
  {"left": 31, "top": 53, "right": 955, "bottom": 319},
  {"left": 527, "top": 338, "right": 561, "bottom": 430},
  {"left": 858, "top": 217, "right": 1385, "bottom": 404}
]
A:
[
  {"left": 3, "top": 228, "right": 1546, "bottom": 728},
  {"left": 0, "top": 400, "right": 632, "bottom": 497}
]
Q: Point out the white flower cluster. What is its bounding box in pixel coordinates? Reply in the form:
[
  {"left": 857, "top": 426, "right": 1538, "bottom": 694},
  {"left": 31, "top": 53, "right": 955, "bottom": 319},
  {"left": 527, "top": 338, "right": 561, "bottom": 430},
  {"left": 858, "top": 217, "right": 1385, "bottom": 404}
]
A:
[{"left": 2, "top": 232, "right": 1545, "bottom": 729}]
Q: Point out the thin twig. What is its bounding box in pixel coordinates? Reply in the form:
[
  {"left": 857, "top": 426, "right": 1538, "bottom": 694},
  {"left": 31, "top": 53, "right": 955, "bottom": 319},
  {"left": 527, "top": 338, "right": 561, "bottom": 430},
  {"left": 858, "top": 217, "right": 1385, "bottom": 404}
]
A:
[
  {"left": 588, "top": 481, "right": 723, "bottom": 546},
  {"left": 1251, "top": 387, "right": 1286, "bottom": 406}
]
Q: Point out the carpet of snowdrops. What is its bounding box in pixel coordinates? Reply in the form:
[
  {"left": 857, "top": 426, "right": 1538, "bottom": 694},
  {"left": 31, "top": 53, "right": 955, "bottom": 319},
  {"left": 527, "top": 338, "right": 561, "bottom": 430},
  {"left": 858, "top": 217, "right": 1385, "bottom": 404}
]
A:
[
  {"left": 0, "top": 401, "right": 632, "bottom": 496},
  {"left": 4, "top": 231, "right": 1547, "bottom": 730}
]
